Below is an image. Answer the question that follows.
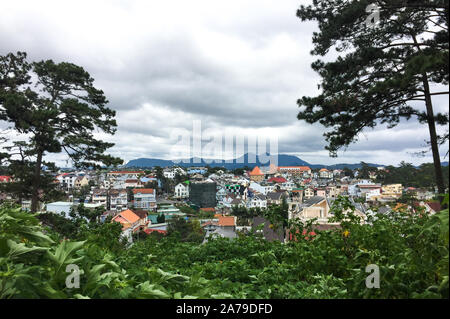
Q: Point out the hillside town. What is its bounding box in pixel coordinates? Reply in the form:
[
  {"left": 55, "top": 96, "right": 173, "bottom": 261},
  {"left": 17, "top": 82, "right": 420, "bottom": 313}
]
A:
[{"left": 0, "top": 163, "right": 442, "bottom": 244}]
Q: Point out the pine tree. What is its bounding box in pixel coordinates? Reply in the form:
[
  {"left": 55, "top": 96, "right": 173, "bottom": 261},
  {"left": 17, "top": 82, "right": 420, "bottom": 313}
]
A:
[
  {"left": 296, "top": 0, "right": 449, "bottom": 196},
  {"left": 0, "top": 52, "right": 122, "bottom": 211}
]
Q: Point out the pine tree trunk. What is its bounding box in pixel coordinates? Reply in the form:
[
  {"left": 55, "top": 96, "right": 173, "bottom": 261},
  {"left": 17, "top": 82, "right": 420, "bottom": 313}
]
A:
[
  {"left": 422, "top": 74, "right": 446, "bottom": 199},
  {"left": 31, "top": 150, "right": 43, "bottom": 213}
]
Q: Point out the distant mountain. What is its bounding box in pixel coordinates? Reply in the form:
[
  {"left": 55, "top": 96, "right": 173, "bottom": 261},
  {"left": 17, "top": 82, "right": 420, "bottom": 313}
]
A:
[
  {"left": 442, "top": 161, "right": 449, "bottom": 167},
  {"left": 125, "top": 153, "right": 383, "bottom": 170},
  {"left": 126, "top": 158, "right": 174, "bottom": 168}
]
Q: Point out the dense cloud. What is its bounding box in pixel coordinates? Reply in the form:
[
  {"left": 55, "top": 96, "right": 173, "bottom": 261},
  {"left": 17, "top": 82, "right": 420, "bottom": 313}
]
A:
[{"left": 0, "top": 0, "right": 448, "bottom": 166}]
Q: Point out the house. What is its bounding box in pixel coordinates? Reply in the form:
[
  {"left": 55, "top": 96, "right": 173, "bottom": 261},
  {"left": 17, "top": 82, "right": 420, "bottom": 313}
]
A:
[
  {"left": 266, "top": 191, "right": 287, "bottom": 205},
  {"left": 319, "top": 168, "right": 333, "bottom": 179},
  {"left": 381, "top": 184, "right": 403, "bottom": 199},
  {"left": 278, "top": 166, "right": 311, "bottom": 176},
  {"left": 247, "top": 194, "right": 267, "bottom": 209},
  {"left": 420, "top": 201, "right": 442, "bottom": 215},
  {"left": 217, "top": 215, "right": 237, "bottom": 230},
  {"left": 92, "top": 188, "right": 108, "bottom": 206},
  {"left": 292, "top": 196, "right": 330, "bottom": 222},
  {"left": 249, "top": 166, "right": 264, "bottom": 182},
  {"left": 74, "top": 176, "right": 89, "bottom": 189},
  {"left": 112, "top": 209, "right": 142, "bottom": 230},
  {"left": 108, "top": 189, "right": 128, "bottom": 211},
  {"left": 221, "top": 195, "right": 237, "bottom": 208},
  {"left": 132, "top": 209, "right": 149, "bottom": 226},
  {"left": 132, "top": 188, "right": 156, "bottom": 210},
  {"left": 281, "top": 181, "right": 296, "bottom": 191},
  {"left": 366, "top": 188, "right": 382, "bottom": 202},
  {"left": 125, "top": 179, "right": 143, "bottom": 188},
  {"left": 56, "top": 173, "right": 77, "bottom": 191},
  {"left": 174, "top": 182, "right": 189, "bottom": 199},
  {"left": 107, "top": 171, "right": 142, "bottom": 180}
]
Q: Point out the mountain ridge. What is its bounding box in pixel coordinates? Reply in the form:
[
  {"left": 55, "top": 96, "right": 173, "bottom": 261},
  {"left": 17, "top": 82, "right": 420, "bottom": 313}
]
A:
[{"left": 124, "top": 153, "right": 386, "bottom": 170}]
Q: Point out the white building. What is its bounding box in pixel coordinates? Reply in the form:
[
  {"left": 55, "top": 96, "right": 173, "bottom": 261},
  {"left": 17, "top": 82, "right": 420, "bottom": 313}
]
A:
[
  {"left": 163, "top": 170, "right": 175, "bottom": 179},
  {"left": 174, "top": 183, "right": 189, "bottom": 199},
  {"left": 132, "top": 188, "right": 156, "bottom": 210},
  {"left": 247, "top": 194, "right": 267, "bottom": 209}
]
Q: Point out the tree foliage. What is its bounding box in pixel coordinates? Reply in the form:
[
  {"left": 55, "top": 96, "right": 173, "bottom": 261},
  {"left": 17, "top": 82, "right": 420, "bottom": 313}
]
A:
[
  {"left": 0, "top": 52, "right": 122, "bottom": 211},
  {"left": 296, "top": 0, "right": 449, "bottom": 194}
]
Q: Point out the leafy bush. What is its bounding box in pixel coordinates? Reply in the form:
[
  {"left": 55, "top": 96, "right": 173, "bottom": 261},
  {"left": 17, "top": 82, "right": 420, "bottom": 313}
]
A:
[{"left": 0, "top": 195, "right": 448, "bottom": 299}]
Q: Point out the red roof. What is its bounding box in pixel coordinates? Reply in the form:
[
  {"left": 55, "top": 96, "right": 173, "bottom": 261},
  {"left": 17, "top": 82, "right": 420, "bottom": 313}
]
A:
[
  {"left": 125, "top": 179, "right": 139, "bottom": 183},
  {"left": 200, "top": 207, "right": 215, "bottom": 212},
  {"left": 132, "top": 188, "right": 154, "bottom": 194},
  {"left": 267, "top": 177, "right": 287, "bottom": 183},
  {"left": 0, "top": 176, "right": 12, "bottom": 182},
  {"left": 218, "top": 216, "right": 236, "bottom": 227}
]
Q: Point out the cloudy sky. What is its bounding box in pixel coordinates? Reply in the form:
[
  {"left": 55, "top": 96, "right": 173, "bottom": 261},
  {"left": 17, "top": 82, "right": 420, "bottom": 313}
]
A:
[{"left": 1, "top": 0, "right": 448, "bottom": 167}]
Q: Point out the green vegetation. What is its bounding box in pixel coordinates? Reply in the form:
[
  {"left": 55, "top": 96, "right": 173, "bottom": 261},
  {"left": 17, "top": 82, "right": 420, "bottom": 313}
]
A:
[
  {"left": 1, "top": 195, "right": 448, "bottom": 299},
  {"left": 376, "top": 162, "right": 449, "bottom": 189}
]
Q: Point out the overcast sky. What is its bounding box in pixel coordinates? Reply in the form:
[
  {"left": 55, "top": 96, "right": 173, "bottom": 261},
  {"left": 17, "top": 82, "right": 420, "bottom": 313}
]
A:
[{"left": 1, "top": 0, "right": 448, "bottom": 167}]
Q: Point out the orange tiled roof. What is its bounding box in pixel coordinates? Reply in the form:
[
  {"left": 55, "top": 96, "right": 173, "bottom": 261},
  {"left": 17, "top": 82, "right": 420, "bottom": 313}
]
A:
[
  {"left": 249, "top": 166, "right": 264, "bottom": 176},
  {"left": 116, "top": 209, "right": 141, "bottom": 224},
  {"left": 132, "top": 188, "right": 154, "bottom": 194},
  {"left": 200, "top": 207, "right": 215, "bottom": 212},
  {"left": 319, "top": 168, "right": 328, "bottom": 172},
  {"left": 218, "top": 216, "right": 236, "bottom": 227}
]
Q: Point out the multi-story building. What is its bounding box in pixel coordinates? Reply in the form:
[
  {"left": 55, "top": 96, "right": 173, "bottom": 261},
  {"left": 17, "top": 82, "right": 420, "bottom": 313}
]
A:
[
  {"left": 132, "top": 188, "right": 156, "bottom": 210},
  {"left": 247, "top": 194, "right": 267, "bottom": 209},
  {"left": 278, "top": 166, "right": 311, "bottom": 176},
  {"left": 174, "top": 182, "right": 189, "bottom": 199},
  {"left": 74, "top": 176, "right": 89, "bottom": 189},
  {"left": 56, "top": 173, "right": 77, "bottom": 191},
  {"left": 381, "top": 184, "right": 403, "bottom": 199},
  {"left": 109, "top": 189, "right": 128, "bottom": 211},
  {"left": 92, "top": 188, "right": 108, "bottom": 207},
  {"left": 319, "top": 168, "right": 333, "bottom": 179}
]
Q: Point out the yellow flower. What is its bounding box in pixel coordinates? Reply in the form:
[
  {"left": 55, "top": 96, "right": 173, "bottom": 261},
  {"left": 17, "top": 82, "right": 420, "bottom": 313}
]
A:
[
  {"left": 343, "top": 230, "right": 350, "bottom": 238},
  {"left": 269, "top": 224, "right": 274, "bottom": 229}
]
